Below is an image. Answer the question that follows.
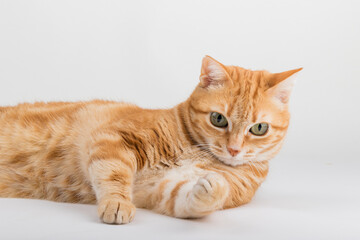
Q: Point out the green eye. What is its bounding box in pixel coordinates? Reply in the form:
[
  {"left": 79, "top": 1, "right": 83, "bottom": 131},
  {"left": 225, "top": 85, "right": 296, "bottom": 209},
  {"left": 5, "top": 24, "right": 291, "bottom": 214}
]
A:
[
  {"left": 210, "top": 112, "right": 228, "bottom": 128},
  {"left": 250, "top": 123, "right": 269, "bottom": 136}
]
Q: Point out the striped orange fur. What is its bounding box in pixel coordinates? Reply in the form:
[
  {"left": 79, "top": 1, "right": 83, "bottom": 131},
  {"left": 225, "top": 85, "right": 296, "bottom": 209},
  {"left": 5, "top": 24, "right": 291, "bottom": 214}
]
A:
[{"left": 0, "top": 56, "right": 301, "bottom": 224}]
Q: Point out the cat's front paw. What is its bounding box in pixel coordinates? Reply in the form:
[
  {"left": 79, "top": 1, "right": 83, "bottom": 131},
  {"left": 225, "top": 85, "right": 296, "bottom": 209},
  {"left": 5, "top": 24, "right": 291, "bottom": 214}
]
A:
[
  {"left": 98, "top": 198, "right": 136, "bottom": 224},
  {"left": 190, "top": 173, "right": 229, "bottom": 212}
]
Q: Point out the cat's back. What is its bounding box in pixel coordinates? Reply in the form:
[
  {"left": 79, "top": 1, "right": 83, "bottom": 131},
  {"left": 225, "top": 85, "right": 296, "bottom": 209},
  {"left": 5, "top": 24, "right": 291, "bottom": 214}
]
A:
[
  {"left": 0, "top": 101, "right": 87, "bottom": 122},
  {"left": 0, "top": 100, "right": 135, "bottom": 126},
  {"left": 0, "top": 99, "right": 139, "bottom": 161},
  {"left": 0, "top": 101, "right": 84, "bottom": 142},
  {"left": 0, "top": 100, "right": 122, "bottom": 118}
]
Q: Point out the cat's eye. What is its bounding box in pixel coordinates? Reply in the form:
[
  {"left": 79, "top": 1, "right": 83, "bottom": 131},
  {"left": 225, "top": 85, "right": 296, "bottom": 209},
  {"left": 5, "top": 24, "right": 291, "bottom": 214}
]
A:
[
  {"left": 210, "top": 112, "right": 228, "bottom": 128},
  {"left": 249, "top": 123, "right": 269, "bottom": 136}
]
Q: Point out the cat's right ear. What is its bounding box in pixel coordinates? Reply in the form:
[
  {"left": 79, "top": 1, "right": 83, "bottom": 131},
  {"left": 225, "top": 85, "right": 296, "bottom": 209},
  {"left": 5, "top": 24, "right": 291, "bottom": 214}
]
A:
[
  {"left": 199, "top": 56, "right": 231, "bottom": 89},
  {"left": 266, "top": 68, "right": 303, "bottom": 104}
]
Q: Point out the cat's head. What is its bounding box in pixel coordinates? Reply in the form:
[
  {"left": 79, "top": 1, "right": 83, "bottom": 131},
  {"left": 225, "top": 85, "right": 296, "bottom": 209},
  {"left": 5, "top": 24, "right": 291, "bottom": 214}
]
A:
[{"left": 186, "top": 56, "right": 301, "bottom": 166}]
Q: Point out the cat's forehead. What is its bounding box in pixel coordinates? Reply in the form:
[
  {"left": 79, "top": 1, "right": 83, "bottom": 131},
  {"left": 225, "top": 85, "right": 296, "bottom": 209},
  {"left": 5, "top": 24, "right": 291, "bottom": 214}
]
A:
[
  {"left": 226, "top": 96, "right": 256, "bottom": 122},
  {"left": 227, "top": 67, "right": 269, "bottom": 89},
  {"left": 226, "top": 75, "right": 266, "bottom": 112}
]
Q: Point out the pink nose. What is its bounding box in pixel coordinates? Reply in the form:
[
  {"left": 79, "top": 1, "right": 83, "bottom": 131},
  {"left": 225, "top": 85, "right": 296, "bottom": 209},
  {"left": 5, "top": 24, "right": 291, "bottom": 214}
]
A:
[{"left": 227, "top": 146, "right": 240, "bottom": 157}]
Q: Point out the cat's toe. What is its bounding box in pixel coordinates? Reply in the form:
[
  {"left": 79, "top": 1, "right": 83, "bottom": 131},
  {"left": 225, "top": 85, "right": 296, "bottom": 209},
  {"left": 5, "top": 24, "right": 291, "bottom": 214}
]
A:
[
  {"left": 192, "top": 172, "right": 229, "bottom": 206},
  {"left": 194, "top": 177, "right": 213, "bottom": 195},
  {"left": 98, "top": 198, "right": 136, "bottom": 224}
]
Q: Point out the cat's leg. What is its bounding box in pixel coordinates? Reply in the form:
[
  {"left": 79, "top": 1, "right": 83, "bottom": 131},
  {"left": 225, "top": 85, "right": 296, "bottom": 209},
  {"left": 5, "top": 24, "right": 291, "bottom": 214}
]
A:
[
  {"left": 88, "top": 143, "right": 137, "bottom": 224},
  {"left": 150, "top": 170, "right": 230, "bottom": 218}
]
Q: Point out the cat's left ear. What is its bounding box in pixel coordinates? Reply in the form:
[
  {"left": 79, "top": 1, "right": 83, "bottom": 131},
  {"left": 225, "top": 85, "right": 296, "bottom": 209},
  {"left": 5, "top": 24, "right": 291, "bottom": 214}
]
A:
[
  {"left": 266, "top": 68, "right": 303, "bottom": 104},
  {"left": 199, "top": 56, "right": 231, "bottom": 89}
]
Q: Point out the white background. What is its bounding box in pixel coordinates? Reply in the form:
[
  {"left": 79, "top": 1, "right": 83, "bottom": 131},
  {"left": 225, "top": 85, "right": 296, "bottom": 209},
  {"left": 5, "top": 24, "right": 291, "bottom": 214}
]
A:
[{"left": 0, "top": 0, "right": 359, "bottom": 239}]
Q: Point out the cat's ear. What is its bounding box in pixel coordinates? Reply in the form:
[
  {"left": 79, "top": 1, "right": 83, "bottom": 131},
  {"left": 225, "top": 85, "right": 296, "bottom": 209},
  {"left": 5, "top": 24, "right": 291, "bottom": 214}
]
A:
[
  {"left": 199, "top": 56, "right": 231, "bottom": 89},
  {"left": 266, "top": 68, "right": 303, "bottom": 104}
]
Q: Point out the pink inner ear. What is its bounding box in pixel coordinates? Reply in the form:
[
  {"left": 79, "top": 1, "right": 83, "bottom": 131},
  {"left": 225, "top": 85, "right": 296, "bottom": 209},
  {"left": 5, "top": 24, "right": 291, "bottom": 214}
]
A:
[
  {"left": 200, "top": 56, "right": 230, "bottom": 88},
  {"left": 277, "top": 90, "right": 290, "bottom": 104},
  {"left": 200, "top": 75, "right": 211, "bottom": 88}
]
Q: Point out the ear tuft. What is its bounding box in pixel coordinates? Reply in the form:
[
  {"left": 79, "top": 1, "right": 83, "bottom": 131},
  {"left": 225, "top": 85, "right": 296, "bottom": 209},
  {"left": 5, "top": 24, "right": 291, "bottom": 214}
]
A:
[
  {"left": 267, "top": 68, "right": 302, "bottom": 104},
  {"left": 199, "top": 56, "right": 229, "bottom": 88}
]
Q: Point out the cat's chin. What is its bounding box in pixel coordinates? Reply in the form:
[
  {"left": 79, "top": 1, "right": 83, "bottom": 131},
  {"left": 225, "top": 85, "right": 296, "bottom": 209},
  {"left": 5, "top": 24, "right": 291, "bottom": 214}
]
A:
[{"left": 216, "top": 156, "right": 249, "bottom": 167}]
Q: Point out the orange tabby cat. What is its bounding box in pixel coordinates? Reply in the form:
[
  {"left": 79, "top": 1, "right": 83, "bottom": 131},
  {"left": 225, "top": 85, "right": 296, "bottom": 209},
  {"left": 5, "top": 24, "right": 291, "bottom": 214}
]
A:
[{"left": 0, "top": 56, "right": 301, "bottom": 224}]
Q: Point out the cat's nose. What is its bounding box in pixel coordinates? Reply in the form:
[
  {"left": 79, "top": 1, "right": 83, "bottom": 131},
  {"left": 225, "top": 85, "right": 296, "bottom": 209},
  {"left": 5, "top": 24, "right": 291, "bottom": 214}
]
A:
[{"left": 227, "top": 146, "right": 240, "bottom": 157}]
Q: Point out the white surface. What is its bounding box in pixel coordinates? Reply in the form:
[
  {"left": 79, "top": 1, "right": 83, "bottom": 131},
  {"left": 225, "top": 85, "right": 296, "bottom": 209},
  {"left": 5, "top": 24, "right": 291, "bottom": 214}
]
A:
[{"left": 0, "top": 0, "right": 359, "bottom": 239}]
